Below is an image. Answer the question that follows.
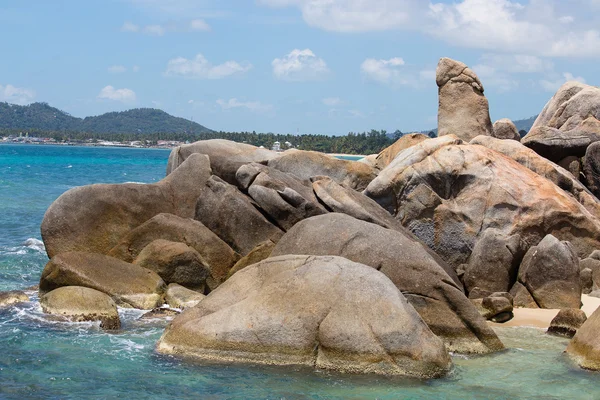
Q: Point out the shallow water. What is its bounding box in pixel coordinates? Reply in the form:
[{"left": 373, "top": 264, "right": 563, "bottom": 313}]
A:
[{"left": 1, "top": 144, "right": 600, "bottom": 399}]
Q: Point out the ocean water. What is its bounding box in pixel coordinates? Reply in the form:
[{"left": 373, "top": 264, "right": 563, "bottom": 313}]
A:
[{"left": 1, "top": 143, "right": 600, "bottom": 399}]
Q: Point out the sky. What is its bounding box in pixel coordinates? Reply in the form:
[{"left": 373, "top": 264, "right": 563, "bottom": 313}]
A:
[{"left": 0, "top": 0, "right": 599, "bottom": 135}]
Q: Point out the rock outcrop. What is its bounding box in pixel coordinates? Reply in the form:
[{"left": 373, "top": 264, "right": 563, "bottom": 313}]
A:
[
  {"left": 227, "top": 240, "right": 275, "bottom": 279},
  {"left": 547, "top": 308, "right": 587, "bottom": 338},
  {"left": 40, "top": 286, "right": 120, "bottom": 330},
  {"left": 40, "top": 252, "right": 165, "bottom": 309},
  {"left": 584, "top": 141, "right": 600, "bottom": 198},
  {"left": 42, "top": 154, "right": 212, "bottom": 258},
  {"left": 566, "top": 306, "right": 600, "bottom": 370},
  {"left": 164, "top": 283, "right": 205, "bottom": 309},
  {"left": 157, "top": 255, "right": 452, "bottom": 378},
  {"left": 492, "top": 119, "right": 520, "bottom": 141},
  {"left": 516, "top": 235, "right": 581, "bottom": 309},
  {"left": 271, "top": 214, "right": 503, "bottom": 354},
  {"left": 0, "top": 290, "right": 29, "bottom": 308},
  {"left": 374, "top": 134, "right": 429, "bottom": 171},
  {"left": 436, "top": 57, "right": 493, "bottom": 141}
]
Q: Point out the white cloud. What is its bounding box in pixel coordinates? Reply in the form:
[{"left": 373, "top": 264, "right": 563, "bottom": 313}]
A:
[
  {"left": 189, "top": 19, "right": 210, "bottom": 31},
  {"left": 322, "top": 97, "right": 341, "bottom": 106},
  {"left": 122, "top": 19, "right": 211, "bottom": 36},
  {"left": 108, "top": 65, "right": 127, "bottom": 74},
  {"left": 188, "top": 99, "right": 194, "bottom": 104},
  {"left": 97, "top": 85, "right": 137, "bottom": 104},
  {"left": 360, "top": 57, "right": 407, "bottom": 84},
  {"left": 0, "top": 84, "right": 35, "bottom": 105},
  {"left": 143, "top": 24, "right": 166, "bottom": 36},
  {"left": 132, "top": 65, "right": 140, "bottom": 72},
  {"left": 419, "top": 70, "right": 436, "bottom": 81},
  {"left": 216, "top": 98, "right": 273, "bottom": 113},
  {"left": 121, "top": 21, "right": 140, "bottom": 32},
  {"left": 540, "top": 72, "right": 587, "bottom": 92},
  {"left": 165, "top": 54, "right": 251, "bottom": 79},
  {"left": 272, "top": 49, "right": 329, "bottom": 81}
]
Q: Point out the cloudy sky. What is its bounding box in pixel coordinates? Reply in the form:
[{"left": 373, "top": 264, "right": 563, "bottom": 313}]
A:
[{"left": 1, "top": 0, "right": 598, "bottom": 134}]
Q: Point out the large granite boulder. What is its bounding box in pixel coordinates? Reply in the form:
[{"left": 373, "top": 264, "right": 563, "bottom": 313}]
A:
[
  {"left": 195, "top": 176, "right": 284, "bottom": 255},
  {"left": 492, "top": 119, "right": 520, "bottom": 141},
  {"left": 584, "top": 141, "right": 600, "bottom": 198},
  {"left": 547, "top": 308, "right": 587, "bottom": 338},
  {"left": 157, "top": 255, "right": 452, "bottom": 378},
  {"left": 227, "top": 240, "right": 276, "bottom": 279},
  {"left": 471, "top": 135, "right": 600, "bottom": 218},
  {"left": 364, "top": 136, "right": 600, "bottom": 267},
  {"left": 271, "top": 214, "right": 503, "bottom": 354},
  {"left": 0, "top": 290, "right": 29, "bottom": 308},
  {"left": 566, "top": 306, "right": 600, "bottom": 370},
  {"left": 167, "top": 139, "right": 279, "bottom": 184},
  {"left": 235, "top": 163, "right": 327, "bottom": 231},
  {"left": 516, "top": 235, "right": 581, "bottom": 309},
  {"left": 133, "top": 240, "right": 210, "bottom": 291},
  {"left": 267, "top": 150, "right": 377, "bottom": 191},
  {"left": 164, "top": 283, "right": 205, "bottom": 309},
  {"left": 436, "top": 57, "right": 493, "bottom": 141},
  {"left": 42, "top": 154, "right": 212, "bottom": 258},
  {"left": 108, "top": 213, "right": 239, "bottom": 290},
  {"left": 40, "top": 286, "right": 120, "bottom": 330},
  {"left": 521, "top": 126, "right": 599, "bottom": 163},
  {"left": 40, "top": 252, "right": 165, "bottom": 309},
  {"left": 374, "top": 134, "right": 429, "bottom": 171}
]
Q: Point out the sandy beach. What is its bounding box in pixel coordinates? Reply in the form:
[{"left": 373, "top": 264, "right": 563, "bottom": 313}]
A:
[{"left": 489, "top": 295, "right": 600, "bottom": 329}]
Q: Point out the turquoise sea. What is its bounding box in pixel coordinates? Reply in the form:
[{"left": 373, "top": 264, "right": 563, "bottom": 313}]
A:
[{"left": 1, "top": 144, "right": 600, "bottom": 399}]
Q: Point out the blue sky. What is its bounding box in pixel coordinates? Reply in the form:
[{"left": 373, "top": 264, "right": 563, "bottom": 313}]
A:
[{"left": 0, "top": 0, "right": 599, "bottom": 135}]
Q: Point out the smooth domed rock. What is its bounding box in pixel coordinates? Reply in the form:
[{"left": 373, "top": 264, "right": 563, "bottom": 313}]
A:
[
  {"left": 195, "top": 176, "right": 283, "bottom": 255},
  {"left": 581, "top": 268, "right": 593, "bottom": 294},
  {"left": 482, "top": 294, "right": 513, "bottom": 323},
  {"left": 40, "top": 252, "right": 165, "bottom": 309},
  {"left": 167, "top": 139, "right": 279, "bottom": 184},
  {"left": 40, "top": 286, "right": 120, "bottom": 330},
  {"left": 0, "top": 290, "right": 29, "bottom": 308},
  {"left": 558, "top": 156, "right": 582, "bottom": 180},
  {"left": 236, "top": 163, "right": 327, "bottom": 231},
  {"left": 492, "top": 119, "right": 520, "bottom": 141},
  {"left": 271, "top": 213, "right": 503, "bottom": 354},
  {"left": 374, "top": 134, "right": 429, "bottom": 171},
  {"left": 267, "top": 150, "right": 377, "bottom": 191},
  {"left": 157, "top": 255, "right": 452, "bottom": 378},
  {"left": 566, "top": 306, "right": 600, "bottom": 370},
  {"left": 517, "top": 235, "right": 581, "bottom": 309},
  {"left": 584, "top": 141, "right": 600, "bottom": 198},
  {"left": 133, "top": 240, "right": 211, "bottom": 291},
  {"left": 532, "top": 81, "right": 588, "bottom": 129},
  {"left": 227, "top": 240, "right": 275, "bottom": 279},
  {"left": 311, "top": 176, "right": 403, "bottom": 230},
  {"left": 365, "top": 136, "right": 600, "bottom": 268},
  {"left": 108, "top": 213, "right": 239, "bottom": 290},
  {"left": 165, "top": 283, "right": 205, "bottom": 309},
  {"left": 463, "top": 228, "right": 522, "bottom": 298},
  {"left": 436, "top": 57, "right": 493, "bottom": 141},
  {"left": 42, "top": 154, "right": 212, "bottom": 258},
  {"left": 470, "top": 135, "right": 600, "bottom": 218},
  {"left": 548, "top": 308, "right": 587, "bottom": 338}
]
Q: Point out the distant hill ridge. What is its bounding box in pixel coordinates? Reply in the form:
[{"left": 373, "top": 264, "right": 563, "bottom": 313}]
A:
[{"left": 0, "top": 102, "right": 212, "bottom": 134}]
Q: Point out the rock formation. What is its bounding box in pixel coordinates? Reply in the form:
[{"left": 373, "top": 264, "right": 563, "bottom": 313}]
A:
[
  {"left": 547, "top": 308, "right": 587, "bottom": 338},
  {"left": 567, "top": 306, "right": 600, "bottom": 370},
  {"left": 492, "top": 119, "right": 520, "bottom": 141}
]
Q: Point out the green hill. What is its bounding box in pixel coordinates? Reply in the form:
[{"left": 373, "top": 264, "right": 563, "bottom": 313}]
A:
[{"left": 0, "top": 102, "right": 212, "bottom": 134}]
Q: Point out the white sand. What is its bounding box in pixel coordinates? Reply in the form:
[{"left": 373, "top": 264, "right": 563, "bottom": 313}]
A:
[{"left": 489, "top": 295, "right": 600, "bottom": 329}]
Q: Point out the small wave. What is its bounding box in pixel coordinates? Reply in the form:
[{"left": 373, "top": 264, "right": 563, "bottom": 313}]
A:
[
  {"left": 66, "top": 165, "right": 72, "bottom": 168},
  {"left": 21, "top": 238, "right": 45, "bottom": 252},
  {"left": 124, "top": 181, "right": 147, "bottom": 185}
]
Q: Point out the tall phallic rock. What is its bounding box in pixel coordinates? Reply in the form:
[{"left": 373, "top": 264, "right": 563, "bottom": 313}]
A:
[{"left": 436, "top": 57, "right": 493, "bottom": 141}]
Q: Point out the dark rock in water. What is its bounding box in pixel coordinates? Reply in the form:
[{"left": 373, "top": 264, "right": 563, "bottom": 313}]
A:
[
  {"left": 40, "top": 286, "right": 121, "bottom": 330},
  {"left": 195, "top": 176, "right": 283, "bottom": 255},
  {"left": 108, "top": 213, "right": 239, "bottom": 291},
  {"left": 567, "top": 306, "right": 600, "bottom": 370},
  {"left": 517, "top": 235, "right": 581, "bottom": 309},
  {"left": 41, "top": 154, "right": 212, "bottom": 258},
  {"left": 236, "top": 163, "right": 327, "bottom": 231},
  {"left": 492, "top": 119, "right": 520, "bottom": 141},
  {"left": 40, "top": 252, "right": 165, "bottom": 309},
  {"left": 374, "top": 134, "right": 429, "bottom": 171},
  {"left": 581, "top": 268, "right": 593, "bottom": 295},
  {"left": 157, "top": 255, "right": 452, "bottom": 378},
  {"left": 559, "top": 156, "right": 582, "bottom": 180},
  {"left": 165, "top": 283, "right": 205, "bottom": 309},
  {"left": 436, "top": 57, "right": 493, "bottom": 141},
  {"left": 166, "top": 139, "right": 279, "bottom": 183},
  {"left": 547, "top": 308, "right": 587, "bottom": 338},
  {"left": 0, "top": 290, "right": 29, "bottom": 308},
  {"left": 584, "top": 141, "right": 600, "bottom": 198},
  {"left": 271, "top": 213, "right": 503, "bottom": 354},
  {"left": 227, "top": 240, "right": 275, "bottom": 279},
  {"left": 140, "top": 307, "right": 180, "bottom": 319},
  {"left": 133, "top": 239, "right": 211, "bottom": 291},
  {"left": 463, "top": 228, "right": 522, "bottom": 298},
  {"left": 267, "top": 150, "right": 377, "bottom": 191},
  {"left": 365, "top": 135, "right": 600, "bottom": 268}
]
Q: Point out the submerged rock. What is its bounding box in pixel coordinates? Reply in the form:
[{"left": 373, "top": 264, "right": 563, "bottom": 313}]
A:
[
  {"left": 547, "top": 309, "right": 587, "bottom": 338},
  {"left": 436, "top": 57, "right": 493, "bottom": 141},
  {"left": 0, "top": 290, "right": 29, "bottom": 308},
  {"left": 157, "top": 255, "right": 452, "bottom": 378},
  {"left": 42, "top": 154, "right": 212, "bottom": 258},
  {"left": 271, "top": 214, "right": 503, "bottom": 354},
  {"left": 40, "top": 286, "right": 120, "bottom": 330},
  {"left": 40, "top": 252, "right": 165, "bottom": 309}
]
